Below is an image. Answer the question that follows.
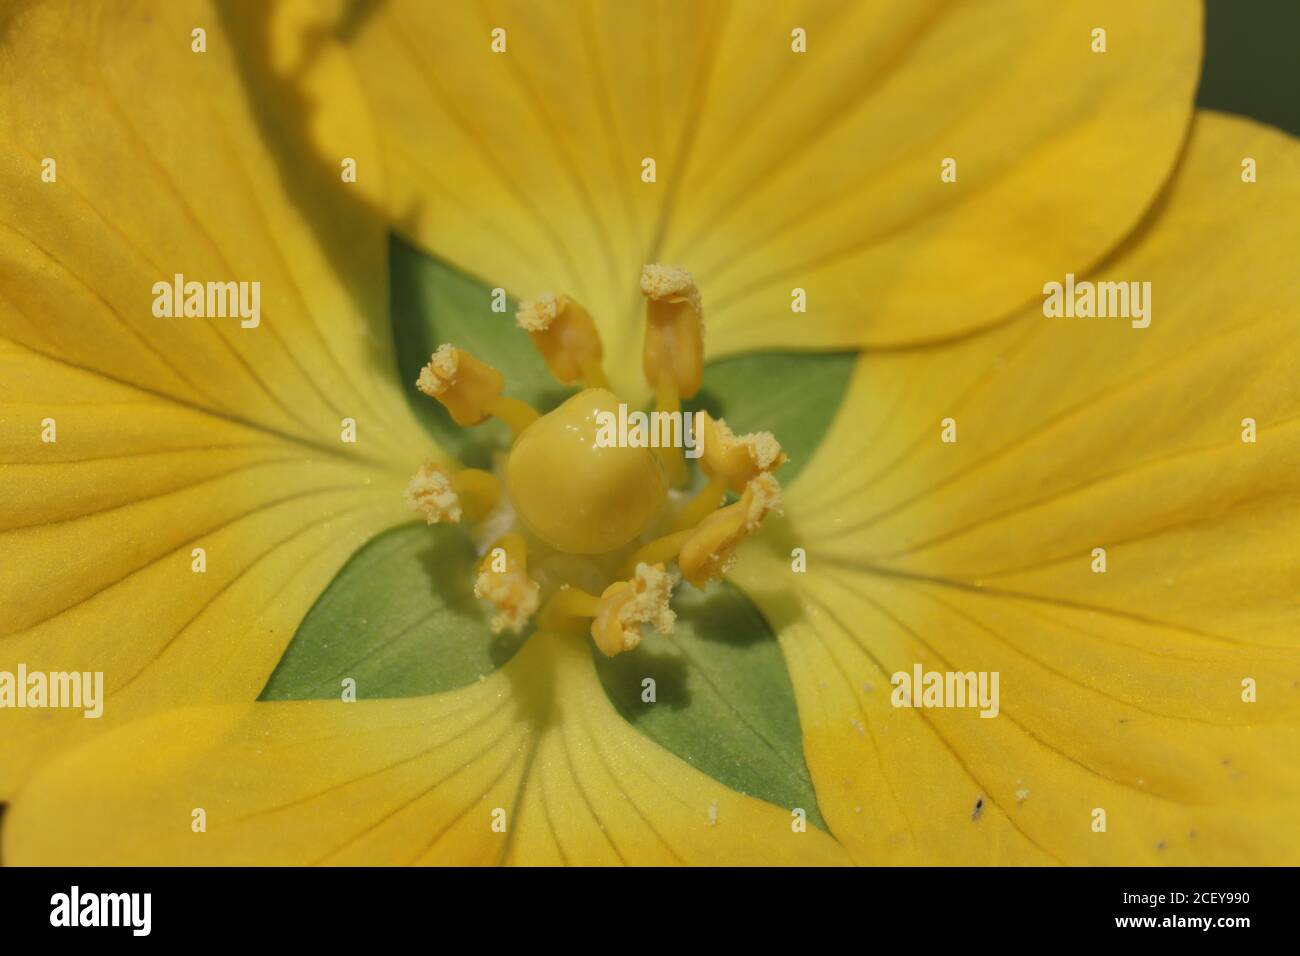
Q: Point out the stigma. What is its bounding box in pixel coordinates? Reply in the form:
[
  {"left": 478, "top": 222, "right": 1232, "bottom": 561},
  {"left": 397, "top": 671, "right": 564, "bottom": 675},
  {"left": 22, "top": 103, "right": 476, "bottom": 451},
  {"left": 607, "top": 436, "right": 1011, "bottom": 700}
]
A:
[{"left": 506, "top": 388, "right": 667, "bottom": 554}]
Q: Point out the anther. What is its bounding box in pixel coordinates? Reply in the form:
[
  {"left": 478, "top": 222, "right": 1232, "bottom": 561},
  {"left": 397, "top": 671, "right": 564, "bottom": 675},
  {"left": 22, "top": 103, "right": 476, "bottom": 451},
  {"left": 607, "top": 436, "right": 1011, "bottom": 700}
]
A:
[
  {"left": 516, "top": 292, "right": 609, "bottom": 389},
  {"left": 641, "top": 265, "right": 704, "bottom": 399},
  {"left": 406, "top": 463, "right": 501, "bottom": 524},
  {"left": 672, "top": 413, "right": 787, "bottom": 531},
  {"left": 416, "top": 344, "right": 539, "bottom": 437},
  {"left": 678, "top": 473, "right": 782, "bottom": 588},
  {"left": 474, "top": 533, "right": 540, "bottom": 634},
  {"left": 590, "top": 563, "right": 676, "bottom": 656},
  {"left": 700, "top": 413, "right": 787, "bottom": 490}
]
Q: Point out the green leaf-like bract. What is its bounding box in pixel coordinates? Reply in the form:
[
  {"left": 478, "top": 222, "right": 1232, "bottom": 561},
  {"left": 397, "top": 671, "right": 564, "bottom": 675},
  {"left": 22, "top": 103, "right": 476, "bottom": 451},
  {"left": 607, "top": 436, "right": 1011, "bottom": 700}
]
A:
[
  {"left": 594, "top": 581, "right": 828, "bottom": 830},
  {"left": 261, "top": 523, "right": 524, "bottom": 700}
]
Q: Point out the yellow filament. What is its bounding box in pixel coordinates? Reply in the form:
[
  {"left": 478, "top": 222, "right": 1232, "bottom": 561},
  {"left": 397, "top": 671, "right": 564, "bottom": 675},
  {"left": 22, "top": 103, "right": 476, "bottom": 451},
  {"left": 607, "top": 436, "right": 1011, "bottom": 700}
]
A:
[
  {"left": 653, "top": 375, "right": 688, "bottom": 487},
  {"left": 481, "top": 394, "right": 540, "bottom": 437},
  {"left": 538, "top": 586, "right": 603, "bottom": 634},
  {"left": 619, "top": 528, "right": 693, "bottom": 578},
  {"left": 451, "top": 468, "right": 500, "bottom": 522},
  {"left": 671, "top": 473, "right": 729, "bottom": 532}
]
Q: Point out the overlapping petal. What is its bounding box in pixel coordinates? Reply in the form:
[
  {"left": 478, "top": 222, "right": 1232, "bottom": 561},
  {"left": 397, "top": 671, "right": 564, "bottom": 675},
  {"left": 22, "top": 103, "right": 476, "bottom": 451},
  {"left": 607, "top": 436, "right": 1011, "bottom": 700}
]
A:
[
  {"left": 346, "top": 0, "right": 1200, "bottom": 388},
  {"left": 0, "top": 0, "right": 428, "bottom": 795},
  {"left": 735, "top": 112, "right": 1300, "bottom": 864},
  {"left": 4, "top": 631, "right": 850, "bottom": 865}
]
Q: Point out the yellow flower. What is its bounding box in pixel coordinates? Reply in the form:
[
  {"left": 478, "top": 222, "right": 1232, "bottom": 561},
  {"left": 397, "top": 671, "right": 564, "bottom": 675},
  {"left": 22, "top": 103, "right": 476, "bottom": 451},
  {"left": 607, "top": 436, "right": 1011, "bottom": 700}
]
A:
[
  {"left": 0, "top": 0, "right": 844, "bottom": 866},
  {"left": 3, "top": 0, "right": 1297, "bottom": 868}
]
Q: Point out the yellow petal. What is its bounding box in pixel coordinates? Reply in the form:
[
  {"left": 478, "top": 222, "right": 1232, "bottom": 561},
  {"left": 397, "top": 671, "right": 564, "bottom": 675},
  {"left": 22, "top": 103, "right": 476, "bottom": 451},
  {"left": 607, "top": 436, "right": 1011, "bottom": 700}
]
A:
[
  {"left": 0, "top": 1, "right": 429, "bottom": 795},
  {"left": 345, "top": 0, "right": 1199, "bottom": 386},
  {"left": 4, "top": 632, "right": 850, "bottom": 866},
  {"left": 736, "top": 111, "right": 1300, "bottom": 864}
]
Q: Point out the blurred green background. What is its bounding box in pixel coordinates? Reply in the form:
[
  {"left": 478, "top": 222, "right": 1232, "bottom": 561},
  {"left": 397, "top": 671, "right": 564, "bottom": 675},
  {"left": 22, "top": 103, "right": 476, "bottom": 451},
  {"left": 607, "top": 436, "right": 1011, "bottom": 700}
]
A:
[{"left": 1200, "top": 0, "right": 1300, "bottom": 136}]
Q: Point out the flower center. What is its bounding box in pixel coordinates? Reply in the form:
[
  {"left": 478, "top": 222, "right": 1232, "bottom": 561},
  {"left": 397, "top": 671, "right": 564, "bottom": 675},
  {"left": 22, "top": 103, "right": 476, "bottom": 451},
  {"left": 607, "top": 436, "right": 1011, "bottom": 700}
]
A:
[{"left": 405, "top": 265, "right": 787, "bottom": 656}]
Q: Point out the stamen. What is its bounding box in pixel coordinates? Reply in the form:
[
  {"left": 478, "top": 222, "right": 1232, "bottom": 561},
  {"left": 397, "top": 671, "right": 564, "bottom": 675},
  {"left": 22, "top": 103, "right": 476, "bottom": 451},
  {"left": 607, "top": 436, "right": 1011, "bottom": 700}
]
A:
[
  {"left": 406, "top": 464, "right": 501, "bottom": 525},
  {"left": 474, "top": 532, "right": 541, "bottom": 634},
  {"left": 678, "top": 473, "right": 782, "bottom": 588},
  {"left": 700, "top": 413, "right": 787, "bottom": 491},
  {"left": 641, "top": 264, "right": 703, "bottom": 360},
  {"left": 416, "top": 344, "right": 539, "bottom": 436},
  {"left": 641, "top": 264, "right": 704, "bottom": 487},
  {"left": 516, "top": 292, "right": 609, "bottom": 389},
  {"left": 590, "top": 563, "right": 676, "bottom": 657}
]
